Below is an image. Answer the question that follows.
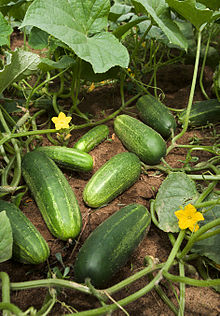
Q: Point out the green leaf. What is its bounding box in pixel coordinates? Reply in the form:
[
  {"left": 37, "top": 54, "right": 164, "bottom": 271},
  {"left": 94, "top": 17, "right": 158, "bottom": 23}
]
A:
[
  {"left": 198, "top": 0, "right": 220, "bottom": 11},
  {"left": 21, "top": 0, "right": 129, "bottom": 73},
  {"left": 132, "top": 0, "right": 188, "bottom": 50},
  {"left": 38, "top": 56, "right": 75, "bottom": 72},
  {"left": 0, "top": 49, "right": 40, "bottom": 94},
  {"left": 28, "top": 26, "right": 49, "bottom": 50},
  {"left": 191, "top": 193, "right": 220, "bottom": 264},
  {"left": 0, "top": 211, "right": 13, "bottom": 263},
  {"left": 166, "top": 0, "right": 213, "bottom": 30},
  {"left": 0, "top": 11, "right": 13, "bottom": 46},
  {"left": 154, "top": 172, "right": 199, "bottom": 232}
]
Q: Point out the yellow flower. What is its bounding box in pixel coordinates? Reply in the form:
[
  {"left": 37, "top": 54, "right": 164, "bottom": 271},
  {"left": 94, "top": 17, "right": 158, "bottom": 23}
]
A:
[
  {"left": 52, "top": 112, "right": 72, "bottom": 130},
  {"left": 175, "top": 203, "right": 204, "bottom": 232},
  {"left": 88, "top": 82, "right": 95, "bottom": 92}
]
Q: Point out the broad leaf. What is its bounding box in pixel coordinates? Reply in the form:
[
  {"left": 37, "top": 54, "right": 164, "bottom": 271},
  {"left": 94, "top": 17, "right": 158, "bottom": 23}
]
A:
[
  {"left": 0, "top": 49, "right": 40, "bottom": 94},
  {"left": 39, "top": 56, "right": 75, "bottom": 72},
  {"left": 28, "top": 26, "right": 49, "bottom": 49},
  {"left": 191, "top": 194, "right": 220, "bottom": 264},
  {"left": 166, "top": 0, "right": 213, "bottom": 30},
  {"left": 21, "top": 0, "right": 129, "bottom": 73},
  {"left": 0, "top": 211, "right": 13, "bottom": 263},
  {"left": 154, "top": 172, "right": 199, "bottom": 232},
  {"left": 0, "top": 11, "right": 13, "bottom": 46},
  {"left": 132, "top": 0, "right": 188, "bottom": 50},
  {"left": 198, "top": 0, "right": 220, "bottom": 11}
]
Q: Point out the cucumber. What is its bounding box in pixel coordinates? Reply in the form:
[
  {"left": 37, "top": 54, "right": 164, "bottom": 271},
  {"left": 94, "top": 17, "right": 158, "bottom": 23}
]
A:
[
  {"left": 136, "top": 94, "right": 176, "bottom": 139},
  {"left": 179, "top": 99, "right": 220, "bottom": 127},
  {"left": 21, "top": 150, "right": 82, "bottom": 241},
  {"left": 73, "top": 124, "right": 109, "bottom": 152},
  {"left": 36, "top": 146, "right": 93, "bottom": 172},
  {"left": 83, "top": 152, "right": 141, "bottom": 208},
  {"left": 114, "top": 115, "right": 167, "bottom": 165},
  {"left": 74, "top": 203, "right": 151, "bottom": 288},
  {"left": 0, "top": 200, "right": 50, "bottom": 264}
]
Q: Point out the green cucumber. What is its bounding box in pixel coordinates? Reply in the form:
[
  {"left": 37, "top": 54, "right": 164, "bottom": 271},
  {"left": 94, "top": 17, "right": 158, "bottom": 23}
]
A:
[
  {"left": 83, "top": 152, "right": 141, "bottom": 208},
  {"left": 21, "top": 150, "right": 82, "bottom": 241},
  {"left": 36, "top": 146, "right": 93, "bottom": 172},
  {"left": 136, "top": 94, "right": 177, "bottom": 139},
  {"left": 179, "top": 99, "right": 220, "bottom": 127},
  {"left": 73, "top": 124, "right": 109, "bottom": 152},
  {"left": 114, "top": 115, "right": 167, "bottom": 165},
  {"left": 74, "top": 203, "right": 151, "bottom": 288},
  {"left": 0, "top": 200, "right": 50, "bottom": 264}
]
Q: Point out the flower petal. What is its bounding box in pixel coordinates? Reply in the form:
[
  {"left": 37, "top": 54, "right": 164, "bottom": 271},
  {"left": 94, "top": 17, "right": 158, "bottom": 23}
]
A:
[
  {"left": 194, "top": 212, "right": 204, "bottom": 222},
  {"left": 189, "top": 223, "right": 199, "bottom": 232},
  {"left": 184, "top": 203, "right": 197, "bottom": 215}
]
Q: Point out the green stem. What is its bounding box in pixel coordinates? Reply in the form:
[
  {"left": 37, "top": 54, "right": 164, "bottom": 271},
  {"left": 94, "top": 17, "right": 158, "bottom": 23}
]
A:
[
  {"left": 163, "top": 271, "right": 220, "bottom": 287},
  {"left": 167, "top": 29, "right": 202, "bottom": 154},
  {"left": 178, "top": 263, "right": 185, "bottom": 316},
  {"left": 0, "top": 272, "right": 10, "bottom": 316},
  {"left": 178, "top": 217, "right": 220, "bottom": 260},
  {"left": 194, "top": 199, "right": 220, "bottom": 209},
  {"left": 0, "top": 303, "right": 23, "bottom": 316},
  {"left": 195, "top": 180, "right": 218, "bottom": 205}
]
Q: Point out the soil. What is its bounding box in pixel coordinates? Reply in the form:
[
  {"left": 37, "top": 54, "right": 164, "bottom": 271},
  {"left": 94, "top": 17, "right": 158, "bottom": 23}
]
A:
[{"left": 0, "top": 34, "right": 220, "bottom": 315}]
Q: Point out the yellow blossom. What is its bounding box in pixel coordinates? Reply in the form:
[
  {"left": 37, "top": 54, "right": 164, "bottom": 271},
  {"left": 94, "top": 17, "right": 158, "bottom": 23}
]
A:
[
  {"left": 88, "top": 82, "right": 95, "bottom": 92},
  {"left": 52, "top": 112, "right": 72, "bottom": 130},
  {"left": 175, "top": 203, "right": 204, "bottom": 232}
]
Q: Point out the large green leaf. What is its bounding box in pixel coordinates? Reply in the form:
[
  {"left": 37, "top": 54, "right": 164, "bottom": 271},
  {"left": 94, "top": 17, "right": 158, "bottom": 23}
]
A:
[
  {"left": 0, "top": 211, "right": 13, "bottom": 263},
  {"left": 21, "top": 0, "right": 129, "bottom": 73},
  {"left": 154, "top": 172, "right": 199, "bottom": 232},
  {"left": 132, "top": 0, "right": 188, "bottom": 50},
  {"left": 0, "top": 49, "right": 40, "bottom": 94},
  {"left": 0, "top": 11, "right": 13, "bottom": 46},
  {"left": 198, "top": 0, "right": 220, "bottom": 11},
  {"left": 166, "top": 0, "right": 213, "bottom": 30},
  {"left": 191, "top": 194, "right": 220, "bottom": 264}
]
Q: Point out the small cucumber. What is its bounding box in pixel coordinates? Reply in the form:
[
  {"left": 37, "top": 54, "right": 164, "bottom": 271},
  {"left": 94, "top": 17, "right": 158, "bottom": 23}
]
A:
[
  {"left": 22, "top": 150, "right": 82, "bottom": 241},
  {"left": 83, "top": 152, "right": 141, "bottom": 208},
  {"left": 74, "top": 125, "right": 109, "bottom": 152},
  {"left": 36, "top": 146, "right": 93, "bottom": 172},
  {"left": 74, "top": 203, "right": 151, "bottom": 288},
  {"left": 0, "top": 200, "right": 50, "bottom": 264},
  {"left": 179, "top": 99, "right": 220, "bottom": 127},
  {"left": 114, "top": 114, "right": 166, "bottom": 165},
  {"left": 136, "top": 94, "right": 177, "bottom": 139}
]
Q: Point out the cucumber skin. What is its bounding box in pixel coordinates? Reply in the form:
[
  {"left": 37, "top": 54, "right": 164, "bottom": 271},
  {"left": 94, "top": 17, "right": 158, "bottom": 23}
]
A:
[
  {"left": 136, "top": 95, "right": 176, "bottom": 139},
  {"left": 114, "top": 115, "right": 167, "bottom": 165},
  {"left": 21, "top": 151, "right": 82, "bottom": 241},
  {"left": 36, "top": 146, "right": 93, "bottom": 172},
  {"left": 0, "top": 200, "right": 50, "bottom": 264},
  {"left": 83, "top": 152, "right": 141, "bottom": 208},
  {"left": 74, "top": 203, "right": 151, "bottom": 288},
  {"left": 179, "top": 99, "right": 220, "bottom": 127},
  {"left": 74, "top": 125, "right": 109, "bottom": 152}
]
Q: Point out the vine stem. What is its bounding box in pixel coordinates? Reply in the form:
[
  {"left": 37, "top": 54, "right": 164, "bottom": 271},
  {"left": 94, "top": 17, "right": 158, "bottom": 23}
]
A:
[{"left": 167, "top": 28, "right": 202, "bottom": 154}]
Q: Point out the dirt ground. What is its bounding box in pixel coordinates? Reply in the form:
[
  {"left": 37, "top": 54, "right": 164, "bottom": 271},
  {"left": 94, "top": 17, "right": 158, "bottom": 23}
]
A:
[{"left": 0, "top": 34, "right": 220, "bottom": 315}]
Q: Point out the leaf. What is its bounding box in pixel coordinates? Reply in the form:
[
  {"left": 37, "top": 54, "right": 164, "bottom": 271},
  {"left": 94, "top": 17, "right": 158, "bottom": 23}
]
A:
[
  {"left": 198, "top": 0, "right": 220, "bottom": 11},
  {"left": 132, "top": 0, "right": 188, "bottom": 50},
  {"left": 0, "top": 11, "right": 13, "bottom": 46},
  {"left": 0, "top": 211, "right": 13, "bottom": 263},
  {"left": 191, "top": 193, "right": 220, "bottom": 264},
  {"left": 28, "top": 26, "right": 49, "bottom": 50},
  {"left": 21, "top": 0, "right": 129, "bottom": 73},
  {"left": 166, "top": 0, "right": 213, "bottom": 30},
  {"left": 38, "top": 56, "right": 75, "bottom": 72},
  {"left": 0, "top": 49, "right": 40, "bottom": 94},
  {"left": 154, "top": 172, "right": 199, "bottom": 232}
]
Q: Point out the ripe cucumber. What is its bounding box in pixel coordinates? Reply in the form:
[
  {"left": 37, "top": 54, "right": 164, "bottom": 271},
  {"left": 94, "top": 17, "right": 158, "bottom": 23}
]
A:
[
  {"left": 114, "top": 114, "right": 166, "bottom": 165},
  {"left": 83, "top": 152, "right": 141, "bottom": 208},
  {"left": 36, "top": 146, "right": 93, "bottom": 172},
  {"left": 74, "top": 203, "right": 151, "bottom": 288},
  {"left": 74, "top": 125, "right": 109, "bottom": 152},
  {"left": 136, "top": 94, "right": 176, "bottom": 139},
  {"left": 21, "top": 150, "right": 82, "bottom": 241},
  {"left": 179, "top": 99, "right": 220, "bottom": 127},
  {"left": 0, "top": 200, "right": 50, "bottom": 264}
]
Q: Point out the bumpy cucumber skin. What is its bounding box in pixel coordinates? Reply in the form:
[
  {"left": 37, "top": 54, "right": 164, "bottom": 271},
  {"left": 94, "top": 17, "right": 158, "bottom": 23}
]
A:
[
  {"left": 0, "top": 200, "right": 50, "bottom": 264},
  {"left": 136, "top": 95, "right": 176, "bottom": 139},
  {"left": 36, "top": 146, "right": 93, "bottom": 172},
  {"left": 22, "top": 151, "right": 82, "bottom": 241},
  {"left": 179, "top": 99, "right": 220, "bottom": 127},
  {"left": 74, "top": 203, "right": 151, "bottom": 288},
  {"left": 74, "top": 125, "right": 109, "bottom": 152},
  {"left": 114, "top": 115, "right": 167, "bottom": 165},
  {"left": 83, "top": 152, "right": 141, "bottom": 208}
]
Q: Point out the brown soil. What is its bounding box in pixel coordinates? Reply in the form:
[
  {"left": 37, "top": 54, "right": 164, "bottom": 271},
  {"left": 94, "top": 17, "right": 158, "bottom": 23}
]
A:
[{"left": 0, "top": 35, "right": 220, "bottom": 315}]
